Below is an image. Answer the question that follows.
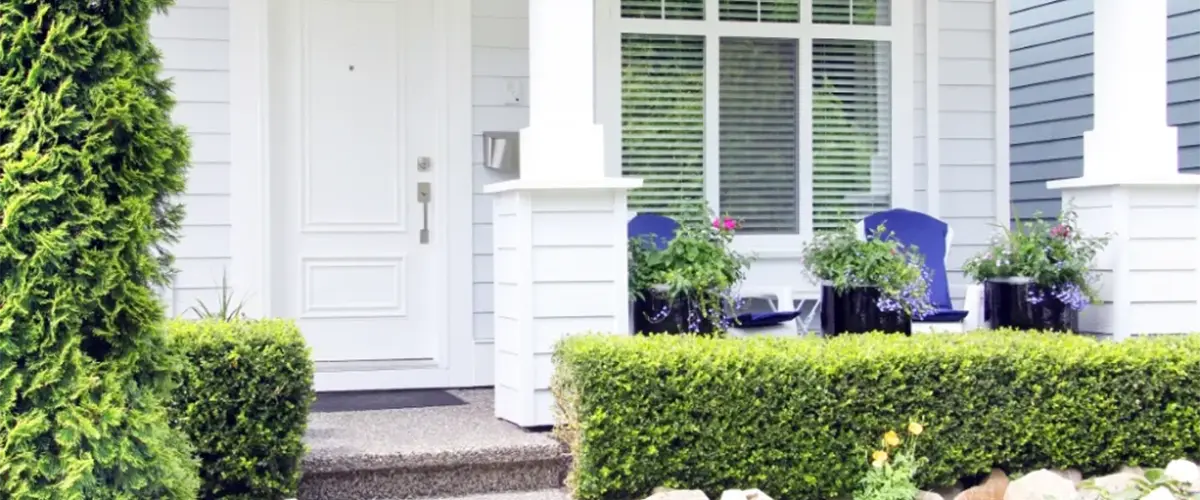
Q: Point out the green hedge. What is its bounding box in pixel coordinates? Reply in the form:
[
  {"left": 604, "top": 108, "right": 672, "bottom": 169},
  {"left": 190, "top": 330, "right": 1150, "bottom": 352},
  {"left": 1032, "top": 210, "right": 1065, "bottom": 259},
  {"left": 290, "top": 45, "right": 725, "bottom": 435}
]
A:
[
  {"left": 553, "top": 331, "right": 1200, "bottom": 500},
  {"left": 168, "top": 319, "right": 315, "bottom": 500}
]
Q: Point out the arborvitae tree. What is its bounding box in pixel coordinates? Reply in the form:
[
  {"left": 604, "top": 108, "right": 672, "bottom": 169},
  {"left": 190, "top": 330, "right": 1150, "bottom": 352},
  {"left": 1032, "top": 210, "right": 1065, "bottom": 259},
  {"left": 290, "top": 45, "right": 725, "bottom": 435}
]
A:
[{"left": 0, "top": 1, "right": 200, "bottom": 498}]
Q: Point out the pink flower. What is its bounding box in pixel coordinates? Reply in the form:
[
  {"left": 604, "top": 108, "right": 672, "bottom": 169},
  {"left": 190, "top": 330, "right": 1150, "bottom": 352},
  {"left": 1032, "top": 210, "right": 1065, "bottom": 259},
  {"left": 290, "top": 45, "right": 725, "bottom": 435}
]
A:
[
  {"left": 713, "top": 217, "right": 738, "bottom": 231},
  {"left": 1051, "top": 224, "right": 1071, "bottom": 238}
]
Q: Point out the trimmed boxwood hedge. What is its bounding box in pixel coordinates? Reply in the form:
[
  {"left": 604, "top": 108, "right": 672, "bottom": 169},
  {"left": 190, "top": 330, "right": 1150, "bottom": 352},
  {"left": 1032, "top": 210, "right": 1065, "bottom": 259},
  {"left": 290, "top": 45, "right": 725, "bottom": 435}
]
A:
[
  {"left": 553, "top": 331, "right": 1200, "bottom": 500},
  {"left": 167, "top": 319, "right": 315, "bottom": 500}
]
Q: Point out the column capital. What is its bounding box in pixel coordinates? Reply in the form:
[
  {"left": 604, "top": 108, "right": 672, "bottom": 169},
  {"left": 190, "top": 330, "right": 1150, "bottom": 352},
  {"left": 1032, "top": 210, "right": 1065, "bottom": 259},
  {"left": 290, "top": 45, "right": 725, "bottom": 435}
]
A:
[{"left": 484, "top": 177, "right": 643, "bottom": 194}]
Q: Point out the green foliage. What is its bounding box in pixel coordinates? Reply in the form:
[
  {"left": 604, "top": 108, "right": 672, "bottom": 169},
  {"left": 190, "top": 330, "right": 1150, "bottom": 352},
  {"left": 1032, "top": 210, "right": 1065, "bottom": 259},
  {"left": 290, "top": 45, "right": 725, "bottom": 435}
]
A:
[
  {"left": 553, "top": 332, "right": 1200, "bottom": 500},
  {"left": 628, "top": 206, "right": 752, "bottom": 333},
  {"left": 186, "top": 273, "right": 247, "bottom": 321},
  {"left": 800, "top": 222, "right": 933, "bottom": 317},
  {"left": 1081, "top": 468, "right": 1200, "bottom": 500},
  {"left": 0, "top": 1, "right": 200, "bottom": 497},
  {"left": 167, "top": 319, "right": 315, "bottom": 500},
  {"left": 963, "top": 210, "right": 1110, "bottom": 303},
  {"left": 855, "top": 426, "right": 927, "bottom": 500}
]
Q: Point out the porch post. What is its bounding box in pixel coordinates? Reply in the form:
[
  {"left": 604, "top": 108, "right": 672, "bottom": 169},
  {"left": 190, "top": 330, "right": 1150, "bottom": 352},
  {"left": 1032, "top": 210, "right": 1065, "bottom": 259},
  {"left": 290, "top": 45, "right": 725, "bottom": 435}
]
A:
[
  {"left": 1048, "top": 0, "right": 1200, "bottom": 340},
  {"left": 484, "top": 0, "right": 642, "bottom": 427}
]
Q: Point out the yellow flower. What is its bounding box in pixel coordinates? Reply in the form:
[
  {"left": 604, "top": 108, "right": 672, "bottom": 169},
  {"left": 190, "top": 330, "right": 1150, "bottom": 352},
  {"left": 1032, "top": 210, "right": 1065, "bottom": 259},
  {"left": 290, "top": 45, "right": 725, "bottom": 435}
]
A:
[
  {"left": 871, "top": 450, "right": 889, "bottom": 467},
  {"left": 883, "top": 430, "right": 901, "bottom": 447},
  {"left": 908, "top": 422, "right": 924, "bottom": 436}
]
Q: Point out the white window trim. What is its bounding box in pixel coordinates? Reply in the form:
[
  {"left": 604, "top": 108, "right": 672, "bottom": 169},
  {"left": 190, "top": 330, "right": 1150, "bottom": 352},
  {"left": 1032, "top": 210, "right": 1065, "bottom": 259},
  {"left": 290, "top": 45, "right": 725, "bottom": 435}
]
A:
[{"left": 595, "top": 0, "right": 915, "bottom": 254}]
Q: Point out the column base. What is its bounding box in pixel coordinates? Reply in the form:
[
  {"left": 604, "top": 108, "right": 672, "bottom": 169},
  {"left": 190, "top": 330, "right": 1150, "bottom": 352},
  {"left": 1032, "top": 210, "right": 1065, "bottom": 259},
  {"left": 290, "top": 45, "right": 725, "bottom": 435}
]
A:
[
  {"left": 485, "top": 178, "right": 642, "bottom": 427},
  {"left": 1048, "top": 177, "right": 1200, "bottom": 340}
]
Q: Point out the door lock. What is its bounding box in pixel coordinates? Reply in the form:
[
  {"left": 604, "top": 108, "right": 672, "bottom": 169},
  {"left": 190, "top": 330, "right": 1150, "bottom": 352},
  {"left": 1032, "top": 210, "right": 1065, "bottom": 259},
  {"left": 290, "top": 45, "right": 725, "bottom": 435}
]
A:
[{"left": 417, "top": 156, "right": 432, "bottom": 172}]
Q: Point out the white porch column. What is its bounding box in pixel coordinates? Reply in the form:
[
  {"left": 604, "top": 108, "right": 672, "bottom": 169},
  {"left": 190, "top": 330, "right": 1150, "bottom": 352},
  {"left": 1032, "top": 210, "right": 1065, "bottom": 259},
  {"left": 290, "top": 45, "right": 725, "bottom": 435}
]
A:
[
  {"left": 485, "top": 0, "right": 642, "bottom": 427},
  {"left": 1048, "top": 0, "right": 1200, "bottom": 341}
]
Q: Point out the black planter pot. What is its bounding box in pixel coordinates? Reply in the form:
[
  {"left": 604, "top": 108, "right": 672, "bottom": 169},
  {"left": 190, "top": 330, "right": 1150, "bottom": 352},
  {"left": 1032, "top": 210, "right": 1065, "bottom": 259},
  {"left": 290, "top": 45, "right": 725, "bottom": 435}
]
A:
[
  {"left": 984, "top": 279, "right": 1079, "bottom": 332},
  {"left": 632, "top": 288, "right": 718, "bottom": 335},
  {"left": 820, "top": 285, "right": 911, "bottom": 337}
]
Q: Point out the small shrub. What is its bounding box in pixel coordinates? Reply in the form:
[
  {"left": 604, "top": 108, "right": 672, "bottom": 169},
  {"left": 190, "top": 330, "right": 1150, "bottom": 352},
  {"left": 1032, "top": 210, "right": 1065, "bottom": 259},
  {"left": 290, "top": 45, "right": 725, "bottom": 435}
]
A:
[
  {"left": 553, "top": 332, "right": 1200, "bottom": 500},
  {"left": 168, "top": 319, "right": 315, "bottom": 500}
]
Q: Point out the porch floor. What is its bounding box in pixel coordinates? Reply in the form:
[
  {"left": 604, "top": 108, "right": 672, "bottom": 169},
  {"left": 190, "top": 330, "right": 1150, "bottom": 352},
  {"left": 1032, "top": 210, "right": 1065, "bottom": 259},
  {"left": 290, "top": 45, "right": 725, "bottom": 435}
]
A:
[{"left": 301, "top": 389, "right": 569, "bottom": 499}]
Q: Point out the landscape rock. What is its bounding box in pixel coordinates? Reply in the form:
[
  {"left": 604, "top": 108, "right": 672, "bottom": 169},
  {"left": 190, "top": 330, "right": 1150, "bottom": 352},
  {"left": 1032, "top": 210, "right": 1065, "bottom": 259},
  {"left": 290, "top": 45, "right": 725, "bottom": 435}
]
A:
[
  {"left": 954, "top": 469, "right": 1010, "bottom": 500},
  {"left": 932, "top": 481, "right": 964, "bottom": 499},
  {"left": 1141, "top": 487, "right": 1175, "bottom": 500},
  {"left": 1054, "top": 469, "right": 1084, "bottom": 486},
  {"left": 1165, "top": 459, "right": 1200, "bottom": 490},
  {"left": 1080, "top": 472, "right": 1144, "bottom": 500},
  {"left": 741, "top": 489, "right": 773, "bottom": 500},
  {"left": 718, "top": 490, "right": 745, "bottom": 500},
  {"left": 1120, "top": 466, "right": 1147, "bottom": 477},
  {"left": 646, "top": 489, "right": 709, "bottom": 500},
  {"left": 1003, "top": 469, "right": 1077, "bottom": 500},
  {"left": 916, "top": 491, "right": 945, "bottom": 500}
]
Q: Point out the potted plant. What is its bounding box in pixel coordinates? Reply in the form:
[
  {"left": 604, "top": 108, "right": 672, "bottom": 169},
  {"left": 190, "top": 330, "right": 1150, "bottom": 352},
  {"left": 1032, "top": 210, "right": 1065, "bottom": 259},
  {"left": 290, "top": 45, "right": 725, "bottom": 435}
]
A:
[
  {"left": 962, "top": 210, "right": 1109, "bottom": 332},
  {"left": 800, "top": 223, "right": 935, "bottom": 336},
  {"left": 628, "top": 209, "right": 752, "bottom": 335}
]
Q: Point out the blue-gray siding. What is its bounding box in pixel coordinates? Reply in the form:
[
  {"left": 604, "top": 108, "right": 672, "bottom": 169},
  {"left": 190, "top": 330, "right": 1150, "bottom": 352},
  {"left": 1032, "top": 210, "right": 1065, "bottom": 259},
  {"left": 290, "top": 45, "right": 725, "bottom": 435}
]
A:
[{"left": 1009, "top": 0, "right": 1200, "bottom": 220}]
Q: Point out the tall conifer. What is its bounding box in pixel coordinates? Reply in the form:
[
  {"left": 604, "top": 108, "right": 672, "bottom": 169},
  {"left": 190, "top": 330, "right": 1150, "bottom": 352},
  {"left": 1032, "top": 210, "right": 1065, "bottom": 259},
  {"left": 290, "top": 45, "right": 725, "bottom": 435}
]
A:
[{"left": 0, "top": 1, "right": 200, "bottom": 497}]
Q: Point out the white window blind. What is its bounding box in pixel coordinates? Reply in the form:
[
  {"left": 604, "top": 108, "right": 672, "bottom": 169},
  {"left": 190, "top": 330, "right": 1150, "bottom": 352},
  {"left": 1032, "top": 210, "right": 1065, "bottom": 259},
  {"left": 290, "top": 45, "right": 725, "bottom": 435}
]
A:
[
  {"left": 613, "top": 0, "right": 898, "bottom": 235},
  {"left": 812, "top": 39, "right": 892, "bottom": 231},
  {"left": 718, "top": 0, "right": 800, "bottom": 23},
  {"left": 621, "top": 0, "right": 704, "bottom": 20},
  {"left": 718, "top": 37, "right": 800, "bottom": 234},
  {"left": 621, "top": 34, "right": 707, "bottom": 221},
  {"left": 813, "top": 0, "right": 891, "bottom": 25}
]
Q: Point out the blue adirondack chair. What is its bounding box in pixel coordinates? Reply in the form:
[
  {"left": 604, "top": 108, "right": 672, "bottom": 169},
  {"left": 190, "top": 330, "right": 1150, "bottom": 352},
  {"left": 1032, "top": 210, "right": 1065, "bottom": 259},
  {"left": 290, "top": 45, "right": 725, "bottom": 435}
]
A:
[
  {"left": 627, "top": 213, "right": 810, "bottom": 331},
  {"left": 856, "top": 208, "right": 971, "bottom": 325}
]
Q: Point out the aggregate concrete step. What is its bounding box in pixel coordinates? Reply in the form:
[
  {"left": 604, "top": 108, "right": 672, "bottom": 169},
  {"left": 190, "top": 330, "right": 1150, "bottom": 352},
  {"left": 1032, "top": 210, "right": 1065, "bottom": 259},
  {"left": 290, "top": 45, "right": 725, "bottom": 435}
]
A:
[
  {"left": 416, "top": 489, "right": 569, "bottom": 500},
  {"left": 298, "top": 390, "right": 569, "bottom": 500}
]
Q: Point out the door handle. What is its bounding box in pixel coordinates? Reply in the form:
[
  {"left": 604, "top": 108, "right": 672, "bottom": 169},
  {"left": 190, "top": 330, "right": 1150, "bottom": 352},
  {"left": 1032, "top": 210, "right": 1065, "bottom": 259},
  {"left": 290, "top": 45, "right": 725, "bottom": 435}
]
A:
[{"left": 417, "top": 182, "right": 431, "bottom": 244}]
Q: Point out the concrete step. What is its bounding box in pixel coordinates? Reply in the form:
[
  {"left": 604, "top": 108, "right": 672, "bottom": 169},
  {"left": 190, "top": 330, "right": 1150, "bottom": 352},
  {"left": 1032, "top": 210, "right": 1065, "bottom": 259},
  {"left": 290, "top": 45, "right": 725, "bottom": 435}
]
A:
[
  {"left": 298, "top": 390, "right": 569, "bottom": 500},
  {"left": 416, "top": 489, "right": 569, "bottom": 500}
]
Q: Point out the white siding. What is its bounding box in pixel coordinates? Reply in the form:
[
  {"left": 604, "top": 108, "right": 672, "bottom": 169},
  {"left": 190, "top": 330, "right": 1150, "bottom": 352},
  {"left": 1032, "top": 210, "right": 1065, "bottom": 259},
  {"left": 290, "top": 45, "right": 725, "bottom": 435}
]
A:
[
  {"left": 154, "top": 0, "right": 233, "bottom": 316},
  {"left": 934, "top": 0, "right": 1001, "bottom": 301},
  {"left": 471, "top": 0, "right": 527, "bottom": 344}
]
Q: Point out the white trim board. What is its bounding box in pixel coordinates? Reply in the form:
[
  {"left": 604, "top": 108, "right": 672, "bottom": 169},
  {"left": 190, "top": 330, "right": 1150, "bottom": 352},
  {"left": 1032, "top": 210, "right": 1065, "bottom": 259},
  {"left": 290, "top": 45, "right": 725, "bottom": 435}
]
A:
[
  {"left": 227, "top": 0, "right": 477, "bottom": 388},
  {"left": 924, "top": 0, "right": 941, "bottom": 217},
  {"left": 994, "top": 0, "right": 1012, "bottom": 226}
]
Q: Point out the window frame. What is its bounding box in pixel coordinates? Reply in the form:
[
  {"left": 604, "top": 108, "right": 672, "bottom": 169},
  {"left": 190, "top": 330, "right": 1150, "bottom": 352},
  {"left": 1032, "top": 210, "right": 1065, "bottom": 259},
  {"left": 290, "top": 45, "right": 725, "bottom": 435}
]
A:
[{"left": 596, "top": 0, "right": 915, "bottom": 253}]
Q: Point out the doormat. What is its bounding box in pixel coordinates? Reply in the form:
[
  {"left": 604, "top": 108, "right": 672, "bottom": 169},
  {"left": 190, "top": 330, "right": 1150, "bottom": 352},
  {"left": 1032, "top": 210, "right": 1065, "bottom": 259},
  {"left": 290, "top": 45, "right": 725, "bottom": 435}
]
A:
[{"left": 311, "top": 389, "right": 467, "bottom": 413}]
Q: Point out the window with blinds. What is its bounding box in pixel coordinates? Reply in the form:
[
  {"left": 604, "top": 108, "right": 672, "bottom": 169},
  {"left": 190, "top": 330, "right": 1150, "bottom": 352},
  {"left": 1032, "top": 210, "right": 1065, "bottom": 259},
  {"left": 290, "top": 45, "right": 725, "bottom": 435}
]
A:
[
  {"left": 719, "top": 0, "right": 800, "bottom": 23},
  {"left": 812, "top": 39, "right": 892, "bottom": 232},
  {"left": 813, "top": 0, "right": 891, "bottom": 25},
  {"left": 621, "top": 34, "right": 707, "bottom": 222},
  {"left": 614, "top": 0, "right": 896, "bottom": 236},
  {"left": 621, "top": 0, "right": 704, "bottom": 20},
  {"left": 718, "top": 38, "right": 800, "bottom": 234}
]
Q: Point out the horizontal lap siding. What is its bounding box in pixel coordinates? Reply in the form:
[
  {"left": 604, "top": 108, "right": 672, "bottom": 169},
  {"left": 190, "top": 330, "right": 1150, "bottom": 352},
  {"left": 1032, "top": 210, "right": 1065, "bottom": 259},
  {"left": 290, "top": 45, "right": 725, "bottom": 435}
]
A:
[
  {"left": 939, "top": 0, "right": 1000, "bottom": 301},
  {"left": 1009, "top": 0, "right": 1200, "bottom": 221},
  {"left": 153, "top": 0, "right": 232, "bottom": 315},
  {"left": 471, "top": 0, "right": 527, "bottom": 349}
]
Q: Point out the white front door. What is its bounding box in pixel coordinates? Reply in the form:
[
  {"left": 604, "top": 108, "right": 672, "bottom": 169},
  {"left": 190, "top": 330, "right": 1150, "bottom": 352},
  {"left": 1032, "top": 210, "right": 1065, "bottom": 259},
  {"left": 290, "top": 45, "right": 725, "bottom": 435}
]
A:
[{"left": 271, "top": 0, "right": 463, "bottom": 391}]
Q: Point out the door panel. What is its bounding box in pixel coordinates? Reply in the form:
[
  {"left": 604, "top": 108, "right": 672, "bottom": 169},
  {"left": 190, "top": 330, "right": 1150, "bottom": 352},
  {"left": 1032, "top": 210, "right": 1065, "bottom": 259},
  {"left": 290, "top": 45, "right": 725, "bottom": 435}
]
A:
[{"left": 272, "top": 0, "right": 449, "bottom": 385}]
